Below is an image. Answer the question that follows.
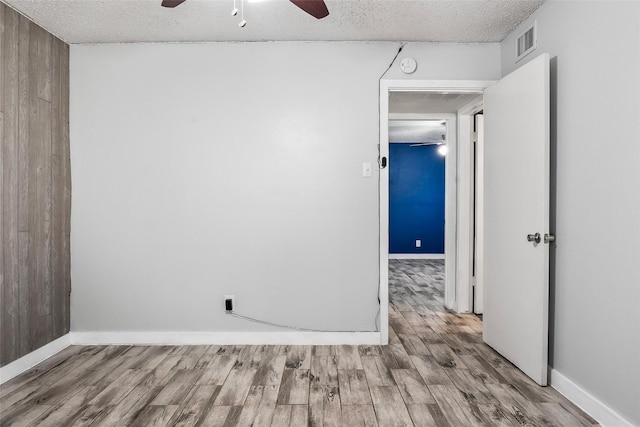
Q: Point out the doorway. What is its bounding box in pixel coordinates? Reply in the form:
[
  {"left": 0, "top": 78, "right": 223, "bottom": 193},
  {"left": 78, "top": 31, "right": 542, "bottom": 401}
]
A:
[
  {"left": 380, "top": 57, "right": 551, "bottom": 386},
  {"left": 388, "top": 118, "right": 449, "bottom": 260},
  {"left": 378, "top": 80, "right": 493, "bottom": 344}
]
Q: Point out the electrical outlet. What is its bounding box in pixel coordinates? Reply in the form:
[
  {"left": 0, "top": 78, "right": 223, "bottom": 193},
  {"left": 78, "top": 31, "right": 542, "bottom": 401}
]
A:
[
  {"left": 415, "top": 239, "right": 421, "bottom": 248},
  {"left": 224, "top": 295, "right": 235, "bottom": 312}
]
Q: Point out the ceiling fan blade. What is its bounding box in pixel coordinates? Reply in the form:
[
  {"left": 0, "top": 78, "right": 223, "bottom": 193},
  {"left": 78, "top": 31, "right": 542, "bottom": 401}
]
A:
[
  {"left": 289, "top": 0, "right": 329, "bottom": 19},
  {"left": 161, "top": 0, "right": 187, "bottom": 8},
  {"left": 409, "top": 141, "right": 445, "bottom": 147}
]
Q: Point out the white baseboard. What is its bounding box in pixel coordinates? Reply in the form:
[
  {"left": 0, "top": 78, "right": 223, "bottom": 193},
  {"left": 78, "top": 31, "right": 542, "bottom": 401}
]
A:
[
  {"left": 0, "top": 331, "right": 379, "bottom": 383},
  {"left": 389, "top": 253, "right": 445, "bottom": 260},
  {"left": 549, "top": 368, "right": 636, "bottom": 427},
  {"left": 0, "top": 334, "right": 71, "bottom": 385},
  {"left": 70, "top": 331, "right": 382, "bottom": 346}
]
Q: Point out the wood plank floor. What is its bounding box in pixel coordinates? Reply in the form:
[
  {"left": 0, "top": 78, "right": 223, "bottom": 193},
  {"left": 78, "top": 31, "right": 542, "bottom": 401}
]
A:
[{"left": 0, "top": 259, "right": 598, "bottom": 426}]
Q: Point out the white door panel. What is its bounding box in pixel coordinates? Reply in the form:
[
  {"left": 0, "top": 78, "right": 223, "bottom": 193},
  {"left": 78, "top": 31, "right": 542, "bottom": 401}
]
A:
[{"left": 483, "top": 53, "right": 550, "bottom": 386}]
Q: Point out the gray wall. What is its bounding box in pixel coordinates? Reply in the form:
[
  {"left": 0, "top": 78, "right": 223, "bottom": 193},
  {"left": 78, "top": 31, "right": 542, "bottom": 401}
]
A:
[
  {"left": 501, "top": 2, "right": 640, "bottom": 424},
  {"left": 1, "top": 4, "right": 71, "bottom": 366},
  {"left": 69, "top": 42, "right": 499, "bottom": 334}
]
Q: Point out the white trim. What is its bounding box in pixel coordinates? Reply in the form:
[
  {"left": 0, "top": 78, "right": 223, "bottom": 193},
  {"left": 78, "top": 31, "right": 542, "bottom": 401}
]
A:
[
  {"left": 456, "top": 113, "right": 474, "bottom": 313},
  {"left": 473, "top": 114, "right": 485, "bottom": 314},
  {"left": 443, "top": 114, "right": 458, "bottom": 310},
  {"left": 379, "top": 79, "right": 390, "bottom": 345},
  {"left": 0, "top": 334, "right": 71, "bottom": 384},
  {"left": 70, "top": 331, "right": 381, "bottom": 346},
  {"left": 455, "top": 96, "right": 486, "bottom": 314},
  {"left": 381, "top": 80, "right": 496, "bottom": 92},
  {"left": 389, "top": 254, "right": 445, "bottom": 260},
  {"left": 457, "top": 96, "right": 485, "bottom": 116},
  {"left": 550, "top": 368, "right": 636, "bottom": 427}
]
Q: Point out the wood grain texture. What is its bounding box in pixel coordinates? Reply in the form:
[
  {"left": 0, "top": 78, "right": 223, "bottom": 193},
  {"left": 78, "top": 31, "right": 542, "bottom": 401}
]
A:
[
  {"left": 369, "top": 385, "right": 415, "bottom": 426},
  {"left": 391, "top": 368, "right": 436, "bottom": 405},
  {"left": 283, "top": 345, "right": 311, "bottom": 369},
  {"left": 252, "top": 355, "right": 286, "bottom": 386},
  {"left": 213, "top": 366, "right": 258, "bottom": 406},
  {"left": 341, "top": 404, "right": 378, "bottom": 426},
  {"left": 151, "top": 370, "right": 203, "bottom": 406},
  {"left": 309, "top": 355, "right": 341, "bottom": 426},
  {"left": 2, "top": 1, "right": 20, "bottom": 365},
  {"left": 129, "top": 405, "right": 179, "bottom": 427},
  {"left": 0, "top": 4, "right": 70, "bottom": 366},
  {"left": 276, "top": 369, "right": 310, "bottom": 405},
  {"left": 169, "top": 385, "right": 218, "bottom": 426},
  {"left": 338, "top": 369, "right": 371, "bottom": 405},
  {"left": 235, "top": 385, "right": 278, "bottom": 426},
  {"left": 406, "top": 404, "right": 440, "bottom": 426},
  {"left": 0, "top": 260, "right": 598, "bottom": 426}
]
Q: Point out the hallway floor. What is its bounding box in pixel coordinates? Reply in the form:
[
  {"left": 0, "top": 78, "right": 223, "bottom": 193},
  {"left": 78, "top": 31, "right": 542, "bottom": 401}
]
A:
[{"left": 0, "top": 259, "right": 597, "bottom": 426}]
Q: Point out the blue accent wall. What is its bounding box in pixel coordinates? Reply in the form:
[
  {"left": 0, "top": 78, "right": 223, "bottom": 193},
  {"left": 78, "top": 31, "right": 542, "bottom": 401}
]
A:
[{"left": 389, "top": 143, "right": 445, "bottom": 254}]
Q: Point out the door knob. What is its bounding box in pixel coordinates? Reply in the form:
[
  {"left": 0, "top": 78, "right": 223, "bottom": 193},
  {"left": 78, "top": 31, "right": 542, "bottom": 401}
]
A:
[
  {"left": 544, "top": 233, "right": 555, "bottom": 243},
  {"left": 527, "top": 233, "right": 541, "bottom": 244}
]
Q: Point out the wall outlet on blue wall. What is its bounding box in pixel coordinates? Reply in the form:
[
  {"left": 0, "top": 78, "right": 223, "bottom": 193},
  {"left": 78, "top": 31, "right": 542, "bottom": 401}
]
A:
[{"left": 415, "top": 240, "right": 421, "bottom": 248}]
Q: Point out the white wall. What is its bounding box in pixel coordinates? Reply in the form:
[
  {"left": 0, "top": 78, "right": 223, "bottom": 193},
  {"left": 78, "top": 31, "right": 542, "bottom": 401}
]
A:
[
  {"left": 384, "top": 43, "right": 500, "bottom": 81},
  {"left": 502, "top": 2, "right": 640, "bottom": 425},
  {"left": 70, "top": 42, "right": 500, "bottom": 335}
]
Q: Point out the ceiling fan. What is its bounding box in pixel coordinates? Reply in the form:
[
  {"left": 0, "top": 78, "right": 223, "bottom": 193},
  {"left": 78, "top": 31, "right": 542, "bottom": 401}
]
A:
[
  {"left": 161, "top": 0, "right": 330, "bottom": 19},
  {"left": 410, "top": 135, "right": 446, "bottom": 147}
]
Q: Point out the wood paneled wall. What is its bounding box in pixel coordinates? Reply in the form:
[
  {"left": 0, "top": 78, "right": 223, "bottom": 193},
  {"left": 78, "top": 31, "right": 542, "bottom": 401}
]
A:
[{"left": 1, "top": 4, "right": 70, "bottom": 367}]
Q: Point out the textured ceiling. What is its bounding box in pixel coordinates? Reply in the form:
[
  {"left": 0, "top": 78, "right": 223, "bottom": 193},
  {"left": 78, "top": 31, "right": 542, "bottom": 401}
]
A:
[{"left": 2, "top": 0, "right": 544, "bottom": 44}]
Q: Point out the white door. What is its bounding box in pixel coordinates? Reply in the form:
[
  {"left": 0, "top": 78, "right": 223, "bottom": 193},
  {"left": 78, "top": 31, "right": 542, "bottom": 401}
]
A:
[{"left": 482, "top": 53, "right": 551, "bottom": 386}]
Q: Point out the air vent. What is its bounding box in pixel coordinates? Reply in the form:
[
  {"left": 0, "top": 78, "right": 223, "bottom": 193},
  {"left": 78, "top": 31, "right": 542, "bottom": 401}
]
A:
[{"left": 516, "top": 21, "right": 537, "bottom": 62}]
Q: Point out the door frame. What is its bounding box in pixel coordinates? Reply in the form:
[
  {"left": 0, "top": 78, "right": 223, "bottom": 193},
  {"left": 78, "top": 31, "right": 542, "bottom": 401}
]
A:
[
  {"left": 473, "top": 113, "right": 485, "bottom": 314},
  {"left": 457, "top": 97, "right": 485, "bottom": 313},
  {"left": 379, "top": 80, "right": 494, "bottom": 344}
]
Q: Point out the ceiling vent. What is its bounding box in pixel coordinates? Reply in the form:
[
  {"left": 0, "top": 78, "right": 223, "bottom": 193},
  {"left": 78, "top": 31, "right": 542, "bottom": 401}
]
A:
[{"left": 516, "top": 21, "right": 537, "bottom": 62}]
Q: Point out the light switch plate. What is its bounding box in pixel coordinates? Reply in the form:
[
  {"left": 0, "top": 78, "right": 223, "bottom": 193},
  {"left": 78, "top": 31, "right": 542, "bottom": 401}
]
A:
[{"left": 362, "top": 162, "right": 372, "bottom": 177}]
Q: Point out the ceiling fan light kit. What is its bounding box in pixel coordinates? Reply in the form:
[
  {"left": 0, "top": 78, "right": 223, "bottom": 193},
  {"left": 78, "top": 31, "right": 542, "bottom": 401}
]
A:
[{"left": 161, "top": 0, "right": 329, "bottom": 27}]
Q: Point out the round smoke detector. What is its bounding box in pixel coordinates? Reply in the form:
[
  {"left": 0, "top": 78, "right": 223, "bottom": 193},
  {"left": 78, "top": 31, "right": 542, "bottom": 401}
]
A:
[{"left": 399, "top": 57, "right": 417, "bottom": 74}]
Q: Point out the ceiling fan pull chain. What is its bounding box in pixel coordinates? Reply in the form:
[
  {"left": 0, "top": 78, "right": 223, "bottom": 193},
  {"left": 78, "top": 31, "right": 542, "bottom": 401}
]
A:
[{"left": 239, "top": 0, "right": 247, "bottom": 27}]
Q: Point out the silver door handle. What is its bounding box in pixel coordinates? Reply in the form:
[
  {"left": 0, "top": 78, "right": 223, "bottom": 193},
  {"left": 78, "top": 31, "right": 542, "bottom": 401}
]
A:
[
  {"left": 527, "top": 233, "right": 541, "bottom": 244},
  {"left": 544, "top": 233, "right": 555, "bottom": 243}
]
